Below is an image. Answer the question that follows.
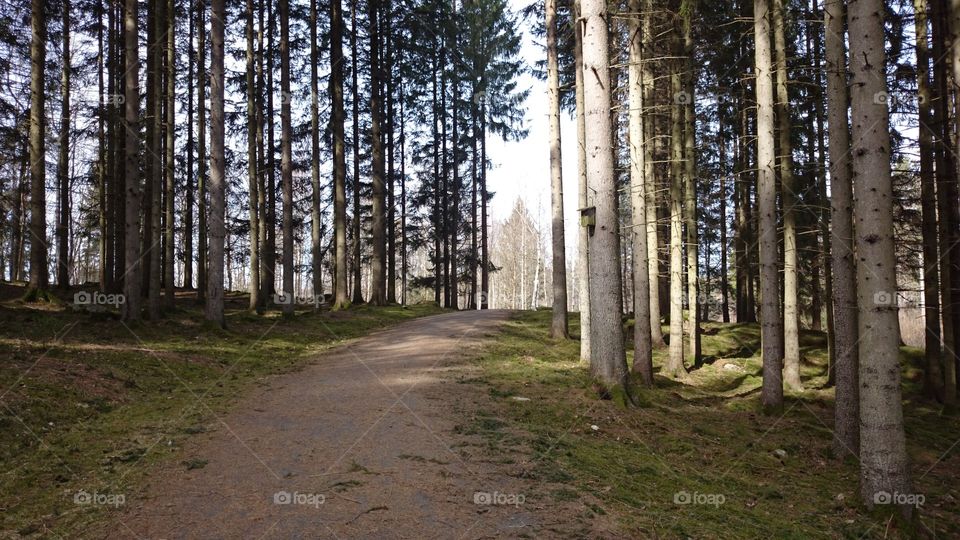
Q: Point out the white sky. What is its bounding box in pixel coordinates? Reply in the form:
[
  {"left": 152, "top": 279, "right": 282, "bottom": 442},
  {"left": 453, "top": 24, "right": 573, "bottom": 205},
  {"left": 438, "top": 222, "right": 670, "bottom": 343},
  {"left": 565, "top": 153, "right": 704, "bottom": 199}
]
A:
[{"left": 485, "top": 0, "right": 581, "bottom": 262}]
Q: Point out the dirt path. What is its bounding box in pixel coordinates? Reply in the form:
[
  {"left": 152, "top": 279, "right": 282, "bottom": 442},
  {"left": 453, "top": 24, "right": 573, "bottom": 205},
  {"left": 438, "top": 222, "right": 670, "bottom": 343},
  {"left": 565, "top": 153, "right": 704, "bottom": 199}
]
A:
[{"left": 109, "top": 310, "right": 599, "bottom": 539}]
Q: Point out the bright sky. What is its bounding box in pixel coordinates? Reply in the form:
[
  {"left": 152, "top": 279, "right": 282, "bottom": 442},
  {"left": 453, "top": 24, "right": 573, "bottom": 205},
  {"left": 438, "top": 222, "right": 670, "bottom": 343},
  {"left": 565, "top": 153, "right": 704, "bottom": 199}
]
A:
[{"left": 485, "top": 0, "right": 581, "bottom": 261}]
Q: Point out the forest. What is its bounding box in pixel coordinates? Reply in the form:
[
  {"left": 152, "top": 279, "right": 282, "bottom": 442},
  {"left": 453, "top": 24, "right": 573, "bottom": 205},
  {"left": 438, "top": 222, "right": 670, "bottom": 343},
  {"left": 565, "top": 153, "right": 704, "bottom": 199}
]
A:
[{"left": 1, "top": 0, "right": 958, "bottom": 536}]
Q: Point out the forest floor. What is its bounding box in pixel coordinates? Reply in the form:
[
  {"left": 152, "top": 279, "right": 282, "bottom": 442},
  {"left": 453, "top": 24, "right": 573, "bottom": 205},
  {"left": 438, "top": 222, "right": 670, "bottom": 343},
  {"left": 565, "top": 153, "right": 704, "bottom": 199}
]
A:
[
  {"left": 1, "top": 285, "right": 958, "bottom": 538},
  {"left": 0, "top": 283, "right": 445, "bottom": 537},
  {"left": 468, "top": 311, "right": 960, "bottom": 538}
]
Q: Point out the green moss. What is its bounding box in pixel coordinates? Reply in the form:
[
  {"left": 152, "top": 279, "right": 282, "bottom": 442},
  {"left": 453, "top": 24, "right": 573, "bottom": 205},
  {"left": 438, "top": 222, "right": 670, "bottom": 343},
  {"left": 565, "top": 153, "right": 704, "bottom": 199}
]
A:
[
  {"left": 0, "top": 297, "right": 443, "bottom": 536},
  {"left": 467, "top": 310, "right": 960, "bottom": 538}
]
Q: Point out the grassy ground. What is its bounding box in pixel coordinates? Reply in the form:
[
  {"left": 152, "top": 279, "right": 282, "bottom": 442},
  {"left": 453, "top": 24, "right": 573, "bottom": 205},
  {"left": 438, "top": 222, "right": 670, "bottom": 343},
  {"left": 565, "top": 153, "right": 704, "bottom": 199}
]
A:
[
  {"left": 0, "top": 283, "right": 443, "bottom": 537},
  {"left": 466, "top": 311, "right": 959, "bottom": 539}
]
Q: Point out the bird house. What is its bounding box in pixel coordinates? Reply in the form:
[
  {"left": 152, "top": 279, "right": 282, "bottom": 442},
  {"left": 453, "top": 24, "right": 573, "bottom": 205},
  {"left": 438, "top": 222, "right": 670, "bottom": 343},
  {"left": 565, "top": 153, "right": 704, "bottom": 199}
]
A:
[{"left": 580, "top": 206, "right": 596, "bottom": 235}]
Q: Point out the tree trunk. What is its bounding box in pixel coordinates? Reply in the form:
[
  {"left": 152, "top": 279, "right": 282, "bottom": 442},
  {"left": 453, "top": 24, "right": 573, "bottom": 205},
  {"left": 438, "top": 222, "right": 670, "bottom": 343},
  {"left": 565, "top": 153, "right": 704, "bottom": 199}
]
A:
[
  {"left": 582, "top": 0, "right": 629, "bottom": 394},
  {"left": 350, "top": 0, "right": 364, "bottom": 304},
  {"left": 27, "top": 0, "right": 48, "bottom": 296},
  {"left": 265, "top": 0, "right": 277, "bottom": 301},
  {"left": 772, "top": 0, "right": 801, "bottom": 390},
  {"left": 184, "top": 1, "right": 194, "bottom": 290},
  {"left": 56, "top": 0, "right": 71, "bottom": 289},
  {"left": 280, "top": 0, "right": 294, "bottom": 316},
  {"left": 734, "top": 91, "right": 748, "bottom": 323},
  {"left": 755, "top": 0, "right": 784, "bottom": 411},
  {"left": 825, "top": 0, "right": 859, "bottom": 457},
  {"left": 441, "top": 51, "right": 451, "bottom": 309},
  {"left": 719, "top": 122, "right": 729, "bottom": 323},
  {"left": 933, "top": 1, "right": 956, "bottom": 401},
  {"left": 206, "top": 0, "right": 226, "bottom": 327},
  {"left": 629, "top": 0, "right": 652, "bottom": 385},
  {"left": 197, "top": 0, "right": 208, "bottom": 302},
  {"left": 331, "top": 0, "right": 349, "bottom": 309},
  {"left": 257, "top": 0, "right": 269, "bottom": 310},
  {"left": 470, "top": 88, "right": 478, "bottom": 310},
  {"left": 163, "top": 0, "right": 175, "bottom": 309},
  {"left": 12, "top": 140, "right": 26, "bottom": 283},
  {"left": 942, "top": 0, "right": 960, "bottom": 406},
  {"left": 546, "top": 0, "right": 569, "bottom": 337},
  {"left": 665, "top": 27, "right": 686, "bottom": 379},
  {"left": 310, "top": 0, "right": 322, "bottom": 306},
  {"left": 642, "top": 0, "right": 664, "bottom": 348},
  {"left": 98, "top": 0, "right": 111, "bottom": 291},
  {"left": 432, "top": 48, "right": 442, "bottom": 306},
  {"left": 682, "top": 1, "right": 701, "bottom": 366},
  {"left": 121, "top": 0, "right": 141, "bottom": 320},
  {"left": 113, "top": 0, "right": 126, "bottom": 291},
  {"left": 808, "top": 1, "right": 834, "bottom": 374},
  {"left": 147, "top": 0, "right": 162, "bottom": 320},
  {"left": 246, "top": 0, "right": 262, "bottom": 312},
  {"left": 847, "top": 0, "right": 912, "bottom": 517},
  {"left": 385, "top": 8, "right": 397, "bottom": 305},
  {"left": 915, "top": 0, "right": 943, "bottom": 400},
  {"left": 368, "top": 0, "right": 387, "bottom": 305},
  {"left": 573, "top": 0, "right": 590, "bottom": 358},
  {"left": 481, "top": 103, "right": 489, "bottom": 309},
  {"left": 450, "top": 41, "right": 460, "bottom": 311},
  {"left": 400, "top": 83, "right": 408, "bottom": 305}
]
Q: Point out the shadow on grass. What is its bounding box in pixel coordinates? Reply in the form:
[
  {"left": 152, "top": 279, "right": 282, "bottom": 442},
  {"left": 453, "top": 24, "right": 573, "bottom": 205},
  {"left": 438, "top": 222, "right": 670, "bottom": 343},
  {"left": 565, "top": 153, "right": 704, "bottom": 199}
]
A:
[{"left": 468, "top": 309, "right": 960, "bottom": 538}]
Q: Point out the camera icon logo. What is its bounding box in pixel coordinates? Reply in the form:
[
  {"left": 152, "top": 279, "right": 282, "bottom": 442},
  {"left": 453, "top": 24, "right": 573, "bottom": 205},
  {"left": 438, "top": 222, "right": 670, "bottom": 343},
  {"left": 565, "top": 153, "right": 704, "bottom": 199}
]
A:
[
  {"left": 873, "top": 291, "right": 896, "bottom": 307},
  {"left": 873, "top": 490, "right": 892, "bottom": 505},
  {"left": 74, "top": 291, "right": 92, "bottom": 305},
  {"left": 273, "top": 490, "right": 292, "bottom": 505},
  {"left": 473, "top": 491, "right": 492, "bottom": 505},
  {"left": 673, "top": 491, "right": 691, "bottom": 505},
  {"left": 273, "top": 292, "right": 293, "bottom": 305},
  {"left": 74, "top": 490, "right": 92, "bottom": 505}
]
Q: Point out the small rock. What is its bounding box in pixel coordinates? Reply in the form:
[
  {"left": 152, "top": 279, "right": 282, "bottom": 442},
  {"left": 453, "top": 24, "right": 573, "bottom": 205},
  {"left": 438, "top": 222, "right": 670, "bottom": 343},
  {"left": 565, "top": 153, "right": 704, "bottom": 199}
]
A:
[
  {"left": 590, "top": 425, "right": 599, "bottom": 431},
  {"left": 510, "top": 396, "right": 531, "bottom": 402},
  {"left": 773, "top": 449, "right": 787, "bottom": 459},
  {"left": 835, "top": 493, "right": 845, "bottom": 502},
  {"left": 722, "top": 363, "right": 743, "bottom": 372}
]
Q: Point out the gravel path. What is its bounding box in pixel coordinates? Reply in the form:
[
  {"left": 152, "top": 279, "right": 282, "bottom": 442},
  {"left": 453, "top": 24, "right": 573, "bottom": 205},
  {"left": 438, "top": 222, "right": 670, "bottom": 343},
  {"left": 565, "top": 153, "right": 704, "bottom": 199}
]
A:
[{"left": 109, "top": 310, "right": 604, "bottom": 539}]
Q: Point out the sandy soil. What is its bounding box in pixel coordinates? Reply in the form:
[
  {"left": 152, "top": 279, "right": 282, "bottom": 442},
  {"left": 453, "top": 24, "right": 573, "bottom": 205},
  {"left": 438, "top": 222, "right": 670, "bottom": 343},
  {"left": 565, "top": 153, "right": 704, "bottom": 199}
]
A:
[{"left": 107, "top": 310, "right": 609, "bottom": 539}]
